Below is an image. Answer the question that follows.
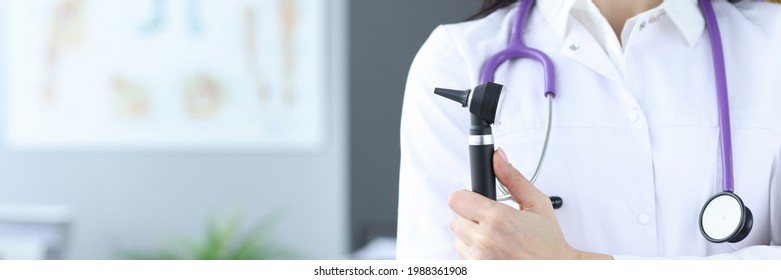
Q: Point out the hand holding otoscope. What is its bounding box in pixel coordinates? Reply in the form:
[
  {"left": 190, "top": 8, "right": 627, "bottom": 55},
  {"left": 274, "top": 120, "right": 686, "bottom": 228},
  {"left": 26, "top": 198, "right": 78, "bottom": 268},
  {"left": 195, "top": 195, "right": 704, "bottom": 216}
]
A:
[{"left": 434, "top": 83, "right": 562, "bottom": 209}]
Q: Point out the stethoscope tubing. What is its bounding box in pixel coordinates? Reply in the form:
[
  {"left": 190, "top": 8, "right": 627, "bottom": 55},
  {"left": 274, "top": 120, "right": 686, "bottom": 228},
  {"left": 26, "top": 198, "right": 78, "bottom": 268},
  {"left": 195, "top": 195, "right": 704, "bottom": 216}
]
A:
[
  {"left": 699, "top": 0, "right": 734, "bottom": 193},
  {"left": 497, "top": 94, "right": 552, "bottom": 201},
  {"left": 479, "top": 0, "right": 556, "bottom": 97}
]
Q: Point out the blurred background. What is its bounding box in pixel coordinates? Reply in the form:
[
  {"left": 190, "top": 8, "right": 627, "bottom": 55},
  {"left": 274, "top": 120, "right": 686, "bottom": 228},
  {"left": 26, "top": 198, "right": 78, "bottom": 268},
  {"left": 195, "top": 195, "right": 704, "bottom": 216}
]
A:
[{"left": 0, "top": 0, "right": 476, "bottom": 259}]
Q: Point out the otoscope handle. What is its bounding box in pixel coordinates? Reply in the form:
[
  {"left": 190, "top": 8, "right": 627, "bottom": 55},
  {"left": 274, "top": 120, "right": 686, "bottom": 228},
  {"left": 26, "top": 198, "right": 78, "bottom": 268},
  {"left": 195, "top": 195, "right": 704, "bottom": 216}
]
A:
[
  {"left": 469, "top": 136, "right": 497, "bottom": 201},
  {"left": 468, "top": 114, "right": 497, "bottom": 200}
]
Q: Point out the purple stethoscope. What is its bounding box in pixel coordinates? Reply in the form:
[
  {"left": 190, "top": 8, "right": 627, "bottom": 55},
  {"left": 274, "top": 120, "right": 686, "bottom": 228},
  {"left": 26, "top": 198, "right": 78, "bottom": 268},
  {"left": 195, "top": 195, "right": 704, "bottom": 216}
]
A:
[{"left": 434, "top": 0, "right": 752, "bottom": 244}]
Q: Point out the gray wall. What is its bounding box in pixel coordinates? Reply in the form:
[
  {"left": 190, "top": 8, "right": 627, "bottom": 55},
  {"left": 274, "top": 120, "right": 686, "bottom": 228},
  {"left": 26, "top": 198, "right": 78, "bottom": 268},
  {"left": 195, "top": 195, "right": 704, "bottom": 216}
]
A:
[
  {"left": 349, "top": 0, "right": 479, "bottom": 251},
  {"left": 0, "top": 1, "right": 348, "bottom": 259}
]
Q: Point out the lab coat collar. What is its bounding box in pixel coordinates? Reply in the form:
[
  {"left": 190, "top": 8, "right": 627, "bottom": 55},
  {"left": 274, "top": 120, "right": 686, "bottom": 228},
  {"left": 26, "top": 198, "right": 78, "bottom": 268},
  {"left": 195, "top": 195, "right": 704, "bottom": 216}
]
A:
[
  {"left": 536, "top": 0, "right": 705, "bottom": 46},
  {"left": 662, "top": 0, "right": 705, "bottom": 46}
]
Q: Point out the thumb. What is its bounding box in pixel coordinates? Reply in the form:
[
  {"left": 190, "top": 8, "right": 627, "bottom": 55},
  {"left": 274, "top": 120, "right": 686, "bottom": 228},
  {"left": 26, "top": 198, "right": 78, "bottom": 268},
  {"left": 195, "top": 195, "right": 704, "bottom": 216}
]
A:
[{"left": 494, "top": 148, "right": 553, "bottom": 214}]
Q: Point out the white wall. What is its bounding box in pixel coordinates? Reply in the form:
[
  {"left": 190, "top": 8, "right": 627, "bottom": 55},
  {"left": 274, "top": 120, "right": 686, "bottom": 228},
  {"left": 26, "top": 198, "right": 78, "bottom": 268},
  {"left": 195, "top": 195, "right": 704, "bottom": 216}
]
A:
[{"left": 0, "top": 0, "right": 348, "bottom": 259}]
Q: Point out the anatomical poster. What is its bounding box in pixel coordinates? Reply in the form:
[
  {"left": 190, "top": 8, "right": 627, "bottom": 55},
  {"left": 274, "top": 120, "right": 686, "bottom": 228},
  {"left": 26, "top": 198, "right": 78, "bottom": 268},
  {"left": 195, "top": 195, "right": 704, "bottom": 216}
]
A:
[{"left": 5, "top": 0, "right": 329, "bottom": 150}]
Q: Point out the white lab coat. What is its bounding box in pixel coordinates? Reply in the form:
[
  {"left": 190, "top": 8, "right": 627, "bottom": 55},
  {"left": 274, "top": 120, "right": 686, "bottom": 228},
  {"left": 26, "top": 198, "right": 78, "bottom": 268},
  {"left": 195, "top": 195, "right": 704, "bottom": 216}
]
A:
[{"left": 397, "top": 0, "right": 781, "bottom": 259}]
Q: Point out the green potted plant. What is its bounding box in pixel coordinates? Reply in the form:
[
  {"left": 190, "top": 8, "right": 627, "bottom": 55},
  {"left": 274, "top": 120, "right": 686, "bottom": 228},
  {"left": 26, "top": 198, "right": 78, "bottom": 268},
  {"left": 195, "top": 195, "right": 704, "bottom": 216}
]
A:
[{"left": 117, "top": 213, "right": 300, "bottom": 260}]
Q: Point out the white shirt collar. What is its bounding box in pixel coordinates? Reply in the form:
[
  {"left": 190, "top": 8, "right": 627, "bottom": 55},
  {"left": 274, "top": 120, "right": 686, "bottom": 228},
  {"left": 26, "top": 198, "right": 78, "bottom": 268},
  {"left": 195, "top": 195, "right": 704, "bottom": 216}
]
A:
[{"left": 536, "top": 0, "right": 705, "bottom": 46}]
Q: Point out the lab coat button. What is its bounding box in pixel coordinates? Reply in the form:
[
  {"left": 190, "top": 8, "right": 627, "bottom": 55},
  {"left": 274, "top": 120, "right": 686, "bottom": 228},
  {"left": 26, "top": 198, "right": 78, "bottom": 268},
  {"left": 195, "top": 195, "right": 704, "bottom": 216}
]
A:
[
  {"left": 637, "top": 214, "right": 650, "bottom": 225},
  {"left": 628, "top": 111, "right": 640, "bottom": 122}
]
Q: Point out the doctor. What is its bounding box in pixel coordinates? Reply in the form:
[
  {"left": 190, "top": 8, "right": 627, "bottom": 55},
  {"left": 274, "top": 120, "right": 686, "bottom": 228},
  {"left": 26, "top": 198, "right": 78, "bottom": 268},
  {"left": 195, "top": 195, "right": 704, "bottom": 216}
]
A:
[{"left": 397, "top": 0, "right": 781, "bottom": 259}]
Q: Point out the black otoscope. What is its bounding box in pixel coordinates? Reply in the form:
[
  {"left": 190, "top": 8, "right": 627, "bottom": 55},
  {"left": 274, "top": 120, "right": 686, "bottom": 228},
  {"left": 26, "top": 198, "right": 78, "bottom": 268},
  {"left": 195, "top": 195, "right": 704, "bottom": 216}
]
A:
[
  {"left": 435, "top": 83, "right": 563, "bottom": 209},
  {"left": 435, "top": 83, "right": 502, "bottom": 199}
]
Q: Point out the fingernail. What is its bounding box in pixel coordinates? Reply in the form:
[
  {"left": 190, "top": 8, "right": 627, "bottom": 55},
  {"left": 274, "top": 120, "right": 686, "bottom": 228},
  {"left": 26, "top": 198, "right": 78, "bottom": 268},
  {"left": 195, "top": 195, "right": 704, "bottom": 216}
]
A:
[{"left": 497, "top": 148, "right": 509, "bottom": 165}]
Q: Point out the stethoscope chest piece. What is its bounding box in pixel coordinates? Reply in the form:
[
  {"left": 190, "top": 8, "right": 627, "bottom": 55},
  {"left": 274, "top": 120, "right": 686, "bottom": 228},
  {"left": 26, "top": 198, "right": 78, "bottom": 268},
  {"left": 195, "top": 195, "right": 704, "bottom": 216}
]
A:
[{"left": 699, "top": 192, "right": 753, "bottom": 243}]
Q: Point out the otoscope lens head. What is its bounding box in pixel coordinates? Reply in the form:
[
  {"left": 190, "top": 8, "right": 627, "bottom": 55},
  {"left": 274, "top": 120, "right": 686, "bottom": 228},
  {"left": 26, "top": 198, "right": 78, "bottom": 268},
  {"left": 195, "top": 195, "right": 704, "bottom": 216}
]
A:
[
  {"left": 469, "top": 82, "right": 505, "bottom": 124},
  {"left": 493, "top": 86, "right": 508, "bottom": 126}
]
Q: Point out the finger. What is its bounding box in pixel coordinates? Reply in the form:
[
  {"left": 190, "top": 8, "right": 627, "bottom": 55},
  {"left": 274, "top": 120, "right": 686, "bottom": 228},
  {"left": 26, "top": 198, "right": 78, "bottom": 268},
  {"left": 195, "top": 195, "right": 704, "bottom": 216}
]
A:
[
  {"left": 494, "top": 148, "right": 552, "bottom": 213},
  {"left": 448, "top": 189, "right": 498, "bottom": 222},
  {"left": 449, "top": 214, "right": 479, "bottom": 245}
]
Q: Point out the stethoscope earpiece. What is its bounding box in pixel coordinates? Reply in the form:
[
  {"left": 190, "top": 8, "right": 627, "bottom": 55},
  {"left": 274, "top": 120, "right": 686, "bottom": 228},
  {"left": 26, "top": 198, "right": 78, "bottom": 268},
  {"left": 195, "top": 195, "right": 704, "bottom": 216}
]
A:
[{"left": 699, "top": 192, "right": 753, "bottom": 243}]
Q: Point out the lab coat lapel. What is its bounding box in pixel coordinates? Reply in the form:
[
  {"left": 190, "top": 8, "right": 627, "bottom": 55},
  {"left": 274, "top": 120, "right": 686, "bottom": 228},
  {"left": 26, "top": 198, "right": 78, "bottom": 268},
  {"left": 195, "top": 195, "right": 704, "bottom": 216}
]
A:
[{"left": 557, "top": 19, "right": 623, "bottom": 85}]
